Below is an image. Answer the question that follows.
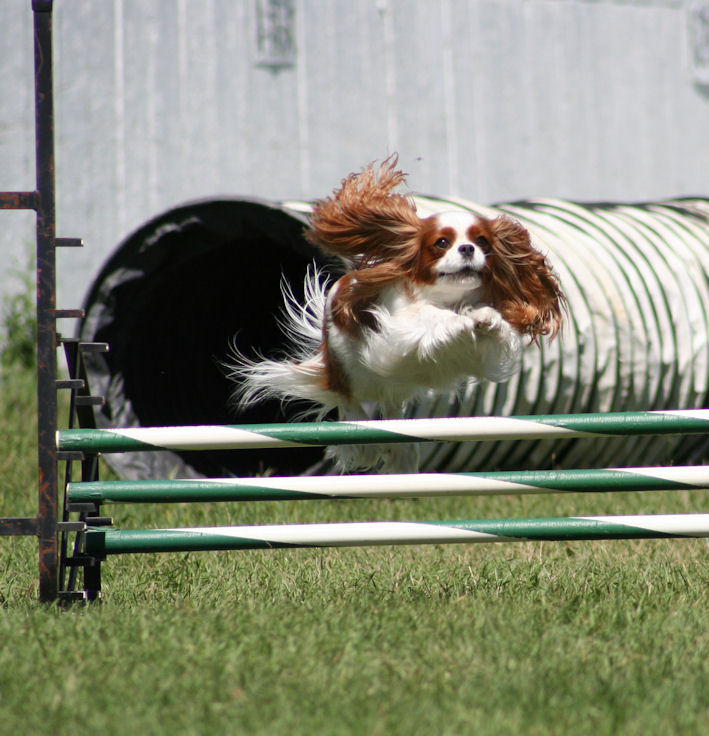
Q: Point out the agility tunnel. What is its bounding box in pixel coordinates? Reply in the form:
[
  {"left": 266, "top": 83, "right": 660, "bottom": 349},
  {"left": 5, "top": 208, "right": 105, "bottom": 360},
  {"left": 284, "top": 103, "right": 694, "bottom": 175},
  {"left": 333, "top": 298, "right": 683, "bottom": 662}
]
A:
[{"left": 77, "top": 196, "right": 709, "bottom": 479}]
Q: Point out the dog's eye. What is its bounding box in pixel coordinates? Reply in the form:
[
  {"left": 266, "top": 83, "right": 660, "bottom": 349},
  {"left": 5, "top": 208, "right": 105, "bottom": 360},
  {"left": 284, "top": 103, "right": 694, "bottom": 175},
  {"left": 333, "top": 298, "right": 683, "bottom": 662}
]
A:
[
  {"left": 434, "top": 238, "right": 450, "bottom": 250},
  {"left": 475, "top": 236, "right": 490, "bottom": 251}
]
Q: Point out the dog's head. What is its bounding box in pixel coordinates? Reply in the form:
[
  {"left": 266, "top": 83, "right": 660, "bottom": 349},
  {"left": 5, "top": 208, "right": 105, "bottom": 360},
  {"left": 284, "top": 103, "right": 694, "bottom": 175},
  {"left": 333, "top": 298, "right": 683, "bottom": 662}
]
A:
[
  {"left": 415, "top": 210, "right": 492, "bottom": 301},
  {"left": 417, "top": 210, "right": 565, "bottom": 341},
  {"left": 306, "top": 158, "right": 565, "bottom": 341}
]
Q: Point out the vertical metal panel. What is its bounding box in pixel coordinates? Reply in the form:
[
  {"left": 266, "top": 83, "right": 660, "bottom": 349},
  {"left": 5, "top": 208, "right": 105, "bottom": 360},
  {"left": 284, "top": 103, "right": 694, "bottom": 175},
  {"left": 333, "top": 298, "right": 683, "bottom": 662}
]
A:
[{"left": 1, "top": 0, "right": 708, "bottom": 339}]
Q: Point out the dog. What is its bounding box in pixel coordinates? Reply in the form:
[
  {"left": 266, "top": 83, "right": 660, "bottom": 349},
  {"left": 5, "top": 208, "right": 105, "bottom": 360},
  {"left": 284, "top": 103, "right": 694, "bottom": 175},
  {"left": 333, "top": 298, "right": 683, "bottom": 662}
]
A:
[{"left": 228, "top": 157, "right": 565, "bottom": 472}]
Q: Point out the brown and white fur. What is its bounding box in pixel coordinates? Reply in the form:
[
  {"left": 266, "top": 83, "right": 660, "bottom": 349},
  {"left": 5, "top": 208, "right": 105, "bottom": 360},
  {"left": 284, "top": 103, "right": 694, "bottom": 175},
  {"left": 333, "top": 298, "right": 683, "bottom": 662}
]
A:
[{"left": 228, "top": 157, "right": 565, "bottom": 472}]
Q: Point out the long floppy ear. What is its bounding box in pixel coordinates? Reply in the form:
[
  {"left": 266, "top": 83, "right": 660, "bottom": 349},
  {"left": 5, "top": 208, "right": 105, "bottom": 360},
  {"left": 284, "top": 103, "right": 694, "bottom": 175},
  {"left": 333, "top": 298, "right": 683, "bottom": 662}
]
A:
[
  {"left": 304, "top": 155, "right": 422, "bottom": 267},
  {"left": 305, "top": 156, "right": 425, "bottom": 335},
  {"left": 484, "top": 215, "right": 566, "bottom": 342}
]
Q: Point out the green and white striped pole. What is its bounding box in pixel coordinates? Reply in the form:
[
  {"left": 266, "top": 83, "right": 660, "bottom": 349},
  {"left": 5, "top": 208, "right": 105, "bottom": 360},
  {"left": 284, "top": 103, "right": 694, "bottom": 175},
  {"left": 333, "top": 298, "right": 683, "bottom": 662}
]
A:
[
  {"left": 67, "top": 465, "right": 709, "bottom": 504},
  {"left": 84, "top": 514, "right": 709, "bottom": 555},
  {"left": 57, "top": 410, "right": 709, "bottom": 454}
]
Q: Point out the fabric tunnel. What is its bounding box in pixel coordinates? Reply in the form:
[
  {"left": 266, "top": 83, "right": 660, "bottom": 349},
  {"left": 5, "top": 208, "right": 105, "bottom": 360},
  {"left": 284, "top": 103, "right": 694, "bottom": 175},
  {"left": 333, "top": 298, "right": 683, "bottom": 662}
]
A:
[{"left": 77, "top": 195, "right": 709, "bottom": 480}]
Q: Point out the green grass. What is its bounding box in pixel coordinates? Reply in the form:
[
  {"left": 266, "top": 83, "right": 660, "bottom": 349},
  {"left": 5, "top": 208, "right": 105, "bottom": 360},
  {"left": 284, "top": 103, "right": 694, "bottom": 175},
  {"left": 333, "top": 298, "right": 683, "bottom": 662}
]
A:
[{"left": 1, "top": 362, "right": 709, "bottom": 735}]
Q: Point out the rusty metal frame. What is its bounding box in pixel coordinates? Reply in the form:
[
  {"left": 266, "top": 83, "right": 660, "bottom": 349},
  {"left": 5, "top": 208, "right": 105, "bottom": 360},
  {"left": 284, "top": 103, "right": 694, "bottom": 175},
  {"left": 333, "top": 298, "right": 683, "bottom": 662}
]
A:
[{"left": 0, "top": 1, "right": 90, "bottom": 602}]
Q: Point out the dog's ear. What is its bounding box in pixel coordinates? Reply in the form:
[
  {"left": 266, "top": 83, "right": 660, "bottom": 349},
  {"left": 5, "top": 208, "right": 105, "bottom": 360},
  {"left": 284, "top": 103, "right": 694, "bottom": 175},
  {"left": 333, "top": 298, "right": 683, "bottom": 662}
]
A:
[
  {"left": 304, "top": 155, "right": 422, "bottom": 265},
  {"left": 484, "top": 215, "right": 566, "bottom": 342}
]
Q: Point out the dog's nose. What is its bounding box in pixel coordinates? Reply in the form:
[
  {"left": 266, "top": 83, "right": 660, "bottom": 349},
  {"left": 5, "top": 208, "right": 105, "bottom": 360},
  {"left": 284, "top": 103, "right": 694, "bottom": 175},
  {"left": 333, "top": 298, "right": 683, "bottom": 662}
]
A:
[{"left": 458, "top": 243, "right": 475, "bottom": 257}]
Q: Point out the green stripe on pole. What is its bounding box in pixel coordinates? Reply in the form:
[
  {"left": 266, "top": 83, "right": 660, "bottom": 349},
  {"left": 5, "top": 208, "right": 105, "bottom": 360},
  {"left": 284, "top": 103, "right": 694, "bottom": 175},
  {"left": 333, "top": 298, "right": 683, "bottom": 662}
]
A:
[
  {"left": 70, "top": 479, "right": 325, "bottom": 503},
  {"left": 56, "top": 410, "right": 709, "bottom": 454},
  {"left": 67, "top": 466, "right": 709, "bottom": 504},
  {"left": 84, "top": 514, "right": 709, "bottom": 555},
  {"left": 440, "top": 517, "right": 675, "bottom": 541},
  {"left": 85, "top": 529, "right": 299, "bottom": 554}
]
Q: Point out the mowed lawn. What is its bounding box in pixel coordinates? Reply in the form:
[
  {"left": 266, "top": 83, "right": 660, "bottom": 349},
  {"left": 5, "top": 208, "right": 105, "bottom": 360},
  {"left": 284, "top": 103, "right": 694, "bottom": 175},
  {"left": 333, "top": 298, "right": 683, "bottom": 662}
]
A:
[{"left": 1, "top": 363, "right": 708, "bottom": 735}]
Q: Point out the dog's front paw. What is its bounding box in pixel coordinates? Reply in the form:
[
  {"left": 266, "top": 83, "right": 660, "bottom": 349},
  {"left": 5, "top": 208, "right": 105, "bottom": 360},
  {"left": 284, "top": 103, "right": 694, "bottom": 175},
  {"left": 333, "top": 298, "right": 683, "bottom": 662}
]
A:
[
  {"left": 470, "top": 306, "right": 505, "bottom": 333},
  {"left": 416, "top": 311, "right": 476, "bottom": 360},
  {"left": 458, "top": 303, "right": 482, "bottom": 320}
]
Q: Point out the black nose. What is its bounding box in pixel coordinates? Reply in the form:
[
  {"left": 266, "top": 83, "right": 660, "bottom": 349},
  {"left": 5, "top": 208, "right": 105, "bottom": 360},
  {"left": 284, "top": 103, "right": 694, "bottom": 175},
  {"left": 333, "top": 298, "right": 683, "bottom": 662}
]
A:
[{"left": 458, "top": 243, "right": 475, "bottom": 257}]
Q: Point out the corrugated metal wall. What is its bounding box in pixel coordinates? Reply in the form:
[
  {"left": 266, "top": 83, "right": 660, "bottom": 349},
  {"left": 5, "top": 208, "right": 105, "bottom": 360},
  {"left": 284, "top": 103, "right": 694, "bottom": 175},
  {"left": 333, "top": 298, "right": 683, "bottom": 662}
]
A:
[{"left": 1, "top": 0, "right": 708, "bottom": 315}]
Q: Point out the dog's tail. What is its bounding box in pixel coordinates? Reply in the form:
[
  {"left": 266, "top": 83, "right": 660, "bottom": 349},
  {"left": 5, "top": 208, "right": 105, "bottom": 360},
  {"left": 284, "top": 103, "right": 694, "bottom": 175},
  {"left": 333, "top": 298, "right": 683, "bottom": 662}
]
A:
[{"left": 225, "top": 266, "right": 341, "bottom": 418}]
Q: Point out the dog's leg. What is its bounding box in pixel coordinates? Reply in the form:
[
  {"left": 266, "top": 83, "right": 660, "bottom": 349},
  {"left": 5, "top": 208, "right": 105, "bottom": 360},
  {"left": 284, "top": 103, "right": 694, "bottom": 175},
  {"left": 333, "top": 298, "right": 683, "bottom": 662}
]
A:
[
  {"left": 324, "top": 402, "right": 420, "bottom": 474},
  {"left": 412, "top": 309, "right": 477, "bottom": 362},
  {"left": 325, "top": 403, "right": 389, "bottom": 473},
  {"left": 373, "top": 401, "right": 420, "bottom": 474},
  {"left": 378, "top": 440, "right": 420, "bottom": 474},
  {"left": 466, "top": 306, "right": 522, "bottom": 381}
]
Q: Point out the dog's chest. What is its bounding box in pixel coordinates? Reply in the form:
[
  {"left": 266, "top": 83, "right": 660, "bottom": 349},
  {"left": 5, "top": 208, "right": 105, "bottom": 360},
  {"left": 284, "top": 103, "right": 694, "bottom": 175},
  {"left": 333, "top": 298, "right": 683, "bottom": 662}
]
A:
[{"left": 326, "top": 286, "right": 479, "bottom": 400}]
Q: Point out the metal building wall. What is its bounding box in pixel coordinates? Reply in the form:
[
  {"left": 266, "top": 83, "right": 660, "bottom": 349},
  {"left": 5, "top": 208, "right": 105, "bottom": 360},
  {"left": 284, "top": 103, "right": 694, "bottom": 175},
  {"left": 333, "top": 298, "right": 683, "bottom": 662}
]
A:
[{"left": 1, "top": 0, "right": 708, "bottom": 315}]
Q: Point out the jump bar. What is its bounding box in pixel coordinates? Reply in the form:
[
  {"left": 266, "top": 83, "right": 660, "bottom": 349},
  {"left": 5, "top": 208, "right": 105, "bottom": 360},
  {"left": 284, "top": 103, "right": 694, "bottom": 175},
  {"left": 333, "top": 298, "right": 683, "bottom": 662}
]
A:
[
  {"left": 67, "top": 465, "right": 709, "bottom": 504},
  {"left": 56, "top": 410, "right": 709, "bottom": 454},
  {"left": 84, "top": 514, "right": 709, "bottom": 555}
]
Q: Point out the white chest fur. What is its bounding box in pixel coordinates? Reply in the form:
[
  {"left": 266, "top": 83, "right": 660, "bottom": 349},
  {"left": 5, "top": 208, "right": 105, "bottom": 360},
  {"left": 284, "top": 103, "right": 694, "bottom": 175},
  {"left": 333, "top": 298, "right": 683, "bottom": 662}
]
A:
[{"left": 326, "top": 283, "right": 521, "bottom": 410}]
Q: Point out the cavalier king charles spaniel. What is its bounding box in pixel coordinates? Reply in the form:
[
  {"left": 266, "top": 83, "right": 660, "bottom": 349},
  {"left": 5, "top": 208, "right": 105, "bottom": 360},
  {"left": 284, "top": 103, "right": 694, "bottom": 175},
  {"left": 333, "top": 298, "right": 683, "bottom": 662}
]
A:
[{"left": 228, "top": 157, "right": 565, "bottom": 472}]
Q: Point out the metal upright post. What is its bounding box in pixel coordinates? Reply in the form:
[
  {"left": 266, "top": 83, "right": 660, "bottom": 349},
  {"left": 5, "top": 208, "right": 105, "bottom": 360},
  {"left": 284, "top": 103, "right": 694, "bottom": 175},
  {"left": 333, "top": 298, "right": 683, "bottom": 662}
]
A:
[
  {"left": 33, "top": 0, "right": 59, "bottom": 603},
  {"left": 0, "top": 1, "right": 91, "bottom": 601}
]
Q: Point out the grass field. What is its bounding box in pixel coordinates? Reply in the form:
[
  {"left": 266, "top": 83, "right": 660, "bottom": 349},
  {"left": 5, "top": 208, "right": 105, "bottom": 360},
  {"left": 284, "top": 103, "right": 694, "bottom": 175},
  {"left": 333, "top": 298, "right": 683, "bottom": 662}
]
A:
[{"left": 1, "top": 361, "right": 709, "bottom": 735}]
